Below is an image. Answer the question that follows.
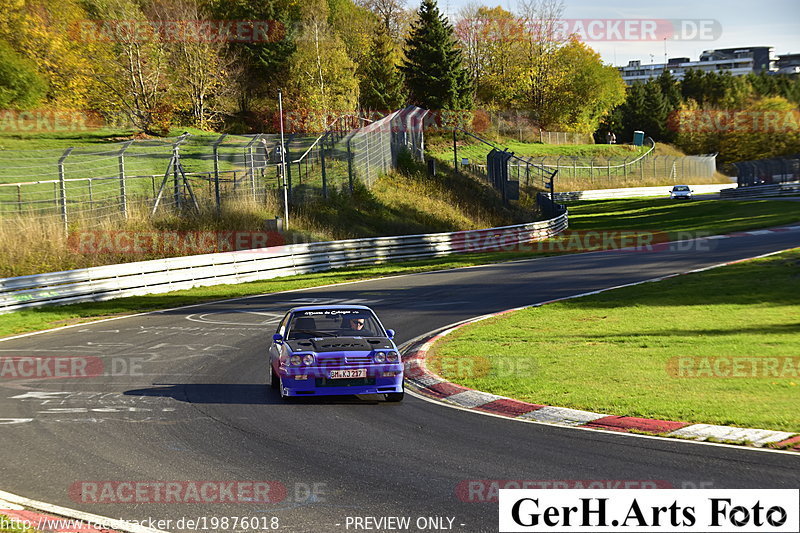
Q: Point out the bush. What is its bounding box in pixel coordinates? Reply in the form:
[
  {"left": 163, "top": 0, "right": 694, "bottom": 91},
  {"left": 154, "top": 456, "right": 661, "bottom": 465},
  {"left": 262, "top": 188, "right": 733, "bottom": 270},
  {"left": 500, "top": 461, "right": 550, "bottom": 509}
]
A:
[{"left": 0, "top": 40, "right": 47, "bottom": 109}]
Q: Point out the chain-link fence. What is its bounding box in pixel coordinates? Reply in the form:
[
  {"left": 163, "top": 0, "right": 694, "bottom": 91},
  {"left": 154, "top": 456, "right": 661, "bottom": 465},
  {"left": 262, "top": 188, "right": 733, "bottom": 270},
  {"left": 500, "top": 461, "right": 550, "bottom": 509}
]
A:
[
  {"left": 451, "top": 128, "right": 559, "bottom": 217},
  {"left": 538, "top": 130, "right": 595, "bottom": 145},
  {"left": 732, "top": 155, "right": 800, "bottom": 187},
  {"left": 452, "top": 132, "right": 717, "bottom": 189},
  {"left": 0, "top": 107, "right": 428, "bottom": 228}
]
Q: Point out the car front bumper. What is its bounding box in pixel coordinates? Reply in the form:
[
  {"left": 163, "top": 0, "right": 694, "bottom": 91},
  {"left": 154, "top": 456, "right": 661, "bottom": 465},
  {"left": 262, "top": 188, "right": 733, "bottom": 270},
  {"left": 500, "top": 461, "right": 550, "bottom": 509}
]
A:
[{"left": 278, "top": 365, "right": 404, "bottom": 397}]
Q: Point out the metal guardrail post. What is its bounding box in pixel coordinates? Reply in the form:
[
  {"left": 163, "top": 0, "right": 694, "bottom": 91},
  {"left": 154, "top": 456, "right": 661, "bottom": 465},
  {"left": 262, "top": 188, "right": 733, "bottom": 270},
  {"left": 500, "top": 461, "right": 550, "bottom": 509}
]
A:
[
  {"left": 118, "top": 140, "right": 133, "bottom": 219},
  {"left": 57, "top": 147, "right": 74, "bottom": 233}
]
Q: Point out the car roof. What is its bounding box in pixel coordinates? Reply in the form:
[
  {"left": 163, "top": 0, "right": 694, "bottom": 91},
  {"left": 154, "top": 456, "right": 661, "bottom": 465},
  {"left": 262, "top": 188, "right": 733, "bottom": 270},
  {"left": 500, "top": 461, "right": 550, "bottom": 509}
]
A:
[{"left": 287, "top": 305, "right": 374, "bottom": 313}]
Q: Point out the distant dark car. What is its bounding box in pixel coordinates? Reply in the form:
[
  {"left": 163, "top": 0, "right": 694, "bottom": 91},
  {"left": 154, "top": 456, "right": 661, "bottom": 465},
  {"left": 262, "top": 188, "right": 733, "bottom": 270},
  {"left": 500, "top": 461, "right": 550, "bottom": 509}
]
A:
[
  {"left": 669, "top": 185, "right": 693, "bottom": 200},
  {"left": 267, "top": 305, "right": 403, "bottom": 401}
]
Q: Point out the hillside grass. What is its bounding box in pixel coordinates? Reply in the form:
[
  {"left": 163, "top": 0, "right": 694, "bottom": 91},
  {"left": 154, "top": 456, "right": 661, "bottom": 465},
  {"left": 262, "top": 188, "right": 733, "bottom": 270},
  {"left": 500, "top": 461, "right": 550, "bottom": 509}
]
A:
[{"left": 0, "top": 157, "right": 530, "bottom": 278}]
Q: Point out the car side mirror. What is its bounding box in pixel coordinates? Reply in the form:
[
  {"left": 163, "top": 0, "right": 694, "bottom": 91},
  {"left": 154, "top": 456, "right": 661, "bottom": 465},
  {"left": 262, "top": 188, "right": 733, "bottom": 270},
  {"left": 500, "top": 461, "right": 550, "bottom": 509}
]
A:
[
  {"left": 273, "top": 333, "right": 283, "bottom": 344},
  {"left": 386, "top": 329, "right": 395, "bottom": 339}
]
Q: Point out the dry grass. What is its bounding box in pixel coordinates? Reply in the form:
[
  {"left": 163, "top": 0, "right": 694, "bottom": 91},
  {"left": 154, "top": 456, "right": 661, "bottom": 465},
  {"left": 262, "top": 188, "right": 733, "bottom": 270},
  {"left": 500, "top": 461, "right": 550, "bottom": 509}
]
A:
[{"left": 0, "top": 161, "right": 528, "bottom": 278}]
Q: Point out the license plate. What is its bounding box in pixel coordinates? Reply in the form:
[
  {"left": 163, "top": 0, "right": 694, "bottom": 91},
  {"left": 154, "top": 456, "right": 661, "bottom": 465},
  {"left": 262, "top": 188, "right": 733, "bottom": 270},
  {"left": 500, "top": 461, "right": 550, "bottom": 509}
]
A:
[{"left": 330, "top": 369, "right": 367, "bottom": 379}]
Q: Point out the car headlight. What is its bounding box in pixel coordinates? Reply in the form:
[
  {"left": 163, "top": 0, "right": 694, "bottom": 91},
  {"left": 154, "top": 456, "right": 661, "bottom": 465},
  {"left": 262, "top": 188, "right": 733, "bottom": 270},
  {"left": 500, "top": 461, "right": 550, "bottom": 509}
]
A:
[
  {"left": 374, "top": 352, "right": 386, "bottom": 363},
  {"left": 290, "top": 355, "right": 302, "bottom": 366},
  {"left": 302, "top": 354, "right": 315, "bottom": 366},
  {"left": 386, "top": 351, "right": 400, "bottom": 363}
]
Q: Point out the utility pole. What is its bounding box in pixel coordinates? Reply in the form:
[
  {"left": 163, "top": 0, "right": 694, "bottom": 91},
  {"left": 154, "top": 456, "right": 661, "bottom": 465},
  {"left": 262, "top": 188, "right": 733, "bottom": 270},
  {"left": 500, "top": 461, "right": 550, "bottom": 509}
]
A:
[{"left": 278, "top": 90, "right": 289, "bottom": 231}]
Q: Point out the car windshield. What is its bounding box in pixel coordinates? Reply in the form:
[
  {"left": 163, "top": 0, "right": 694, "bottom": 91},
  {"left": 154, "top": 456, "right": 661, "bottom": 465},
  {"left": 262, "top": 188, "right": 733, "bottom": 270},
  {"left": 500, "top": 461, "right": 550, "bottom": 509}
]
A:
[
  {"left": 286, "top": 309, "right": 384, "bottom": 339},
  {"left": 673, "top": 186, "right": 690, "bottom": 191}
]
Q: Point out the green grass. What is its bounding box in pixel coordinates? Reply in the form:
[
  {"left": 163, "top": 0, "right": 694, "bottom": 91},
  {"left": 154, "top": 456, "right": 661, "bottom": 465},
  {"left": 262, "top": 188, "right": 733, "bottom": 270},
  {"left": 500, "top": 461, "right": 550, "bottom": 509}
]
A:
[
  {"left": 426, "top": 249, "right": 800, "bottom": 432},
  {"left": 568, "top": 198, "right": 800, "bottom": 235}
]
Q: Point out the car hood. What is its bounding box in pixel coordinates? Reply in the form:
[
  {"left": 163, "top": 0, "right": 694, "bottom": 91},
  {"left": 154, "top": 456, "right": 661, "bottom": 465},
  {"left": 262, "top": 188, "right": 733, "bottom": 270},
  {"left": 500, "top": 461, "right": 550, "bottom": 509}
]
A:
[{"left": 286, "top": 337, "right": 394, "bottom": 353}]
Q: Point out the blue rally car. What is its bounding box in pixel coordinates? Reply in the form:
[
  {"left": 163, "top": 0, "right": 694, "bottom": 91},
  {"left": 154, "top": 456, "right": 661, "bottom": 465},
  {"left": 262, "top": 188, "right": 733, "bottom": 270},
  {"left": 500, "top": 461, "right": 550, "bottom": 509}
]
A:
[{"left": 268, "top": 305, "right": 404, "bottom": 401}]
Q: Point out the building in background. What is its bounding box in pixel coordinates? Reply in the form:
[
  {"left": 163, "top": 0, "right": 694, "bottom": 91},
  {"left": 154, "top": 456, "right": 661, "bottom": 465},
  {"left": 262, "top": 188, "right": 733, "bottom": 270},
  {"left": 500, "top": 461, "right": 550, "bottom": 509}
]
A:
[{"left": 617, "top": 46, "right": 785, "bottom": 84}]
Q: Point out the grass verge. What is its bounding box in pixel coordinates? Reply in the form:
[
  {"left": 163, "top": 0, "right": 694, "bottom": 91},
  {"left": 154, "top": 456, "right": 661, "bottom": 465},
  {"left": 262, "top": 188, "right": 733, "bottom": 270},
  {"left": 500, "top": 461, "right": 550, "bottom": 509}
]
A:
[
  {"left": 426, "top": 249, "right": 800, "bottom": 432},
  {"left": 567, "top": 198, "right": 800, "bottom": 235}
]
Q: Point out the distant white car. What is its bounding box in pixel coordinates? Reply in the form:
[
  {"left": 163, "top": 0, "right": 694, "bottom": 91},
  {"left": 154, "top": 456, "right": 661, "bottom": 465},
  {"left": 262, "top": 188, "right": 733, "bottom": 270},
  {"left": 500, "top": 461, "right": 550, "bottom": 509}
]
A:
[{"left": 670, "top": 185, "right": 693, "bottom": 200}]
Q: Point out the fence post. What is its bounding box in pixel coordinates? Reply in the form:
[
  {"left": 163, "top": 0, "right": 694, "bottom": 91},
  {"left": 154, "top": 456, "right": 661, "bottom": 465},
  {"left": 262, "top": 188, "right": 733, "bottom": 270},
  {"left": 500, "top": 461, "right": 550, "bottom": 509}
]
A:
[
  {"left": 17, "top": 184, "right": 22, "bottom": 215},
  {"left": 118, "top": 140, "right": 132, "bottom": 219},
  {"left": 320, "top": 140, "right": 328, "bottom": 199},
  {"left": 589, "top": 158, "right": 594, "bottom": 181},
  {"left": 365, "top": 130, "right": 371, "bottom": 185},
  {"left": 453, "top": 129, "right": 458, "bottom": 173},
  {"left": 245, "top": 135, "right": 260, "bottom": 202},
  {"left": 212, "top": 134, "right": 227, "bottom": 215},
  {"left": 347, "top": 138, "right": 354, "bottom": 193},
  {"left": 173, "top": 144, "right": 181, "bottom": 210},
  {"left": 58, "top": 147, "right": 74, "bottom": 233}
]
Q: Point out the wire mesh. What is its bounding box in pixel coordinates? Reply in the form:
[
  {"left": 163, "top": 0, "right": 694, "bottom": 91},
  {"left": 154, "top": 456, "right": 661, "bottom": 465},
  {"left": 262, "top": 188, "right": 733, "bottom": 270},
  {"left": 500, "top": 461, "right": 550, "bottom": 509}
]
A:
[
  {"left": 732, "top": 155, "right": 800, "bottom": 187},
  {"left": 0, "top": 107, "right": 429, "bottom": 227}
]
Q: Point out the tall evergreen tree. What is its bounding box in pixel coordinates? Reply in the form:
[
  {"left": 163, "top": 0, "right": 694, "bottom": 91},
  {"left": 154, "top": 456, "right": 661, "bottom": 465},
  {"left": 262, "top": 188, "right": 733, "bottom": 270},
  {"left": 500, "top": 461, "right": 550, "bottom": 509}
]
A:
[
  {"left": 642, "top": 80, "right": 668, "bottom": 140},
  {"left": 680, "top": 68, "right": 707, "bottom": 105},
  {"left": 657, "top": 70, "right": 682, "bottom": 111},
  {"left": 620, "top": 82, "right": 646, "bottom": 140},
  {"left": 400, "top": 0, "right": 472, "bottom": 110},
  {"left": 359, "top": 28, "right": 407, "bottom": 111}
]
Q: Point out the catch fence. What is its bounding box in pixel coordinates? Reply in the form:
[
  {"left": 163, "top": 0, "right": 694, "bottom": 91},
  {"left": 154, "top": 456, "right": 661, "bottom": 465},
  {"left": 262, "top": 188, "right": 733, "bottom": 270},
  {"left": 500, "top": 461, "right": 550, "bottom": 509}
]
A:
[
  {"left": 451, "top": 133, "right": 717, "bottom": 187},
  {"left": 731, "top": 155, "right": 800, "bottom": 187},
  {"left": 0, "top": 107, "right": 429, "bottom": 228}
]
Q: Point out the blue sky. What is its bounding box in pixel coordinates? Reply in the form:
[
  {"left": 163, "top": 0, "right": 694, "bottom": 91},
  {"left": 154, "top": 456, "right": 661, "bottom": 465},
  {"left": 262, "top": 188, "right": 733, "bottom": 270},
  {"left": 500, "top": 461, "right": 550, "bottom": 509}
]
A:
[{"left": 437, "top": 0, "right": 800, "bottom": 66}]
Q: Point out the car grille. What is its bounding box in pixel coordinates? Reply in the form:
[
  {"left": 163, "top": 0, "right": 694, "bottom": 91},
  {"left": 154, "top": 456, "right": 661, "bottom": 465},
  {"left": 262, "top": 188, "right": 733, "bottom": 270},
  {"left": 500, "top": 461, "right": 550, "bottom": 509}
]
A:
[{"left": 345, "top": 356, "right": 373, "bottom": 364}]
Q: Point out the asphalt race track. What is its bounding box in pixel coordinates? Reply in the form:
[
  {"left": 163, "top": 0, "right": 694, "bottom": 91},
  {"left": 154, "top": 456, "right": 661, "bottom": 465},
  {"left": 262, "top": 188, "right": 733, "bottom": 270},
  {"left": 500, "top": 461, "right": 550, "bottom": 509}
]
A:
[{"left": 1, "top": 228, "right": 799, "bottom": 532}]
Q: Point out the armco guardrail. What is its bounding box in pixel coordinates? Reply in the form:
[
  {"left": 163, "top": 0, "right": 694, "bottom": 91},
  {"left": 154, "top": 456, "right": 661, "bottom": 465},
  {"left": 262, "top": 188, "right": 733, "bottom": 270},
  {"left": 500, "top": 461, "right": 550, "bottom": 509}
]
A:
[
  {"left": 0, "top": 213, "right": 568, "bottom": 313},
  {"left": 720, "top": 183, "right": 800, "bottom": 199},
  {"left": 553, "top": 183, "right": 732, "bottom": 201}
]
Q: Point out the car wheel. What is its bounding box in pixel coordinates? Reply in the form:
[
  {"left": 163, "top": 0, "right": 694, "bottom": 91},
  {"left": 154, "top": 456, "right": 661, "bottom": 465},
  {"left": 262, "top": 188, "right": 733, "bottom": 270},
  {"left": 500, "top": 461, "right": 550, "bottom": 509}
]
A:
[
  {"left": 270, "top": 366, "right": 279, "bottom": 389},
  {"left": 385, "top": 391, "right": 404, "bottom": 402},
  {"left": 278, "top": 375, "right": 291, "bottom": 400}
]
